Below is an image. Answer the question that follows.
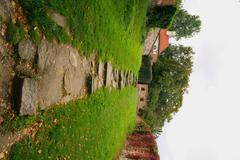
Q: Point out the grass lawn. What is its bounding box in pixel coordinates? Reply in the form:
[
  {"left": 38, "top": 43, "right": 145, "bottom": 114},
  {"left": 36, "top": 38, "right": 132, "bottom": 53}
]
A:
[
  {"left": 9, "top": 87, "right": 137, "bottom": 160},
  {"left": 18, "top": 0, "right": 149, "bottom": 74}
]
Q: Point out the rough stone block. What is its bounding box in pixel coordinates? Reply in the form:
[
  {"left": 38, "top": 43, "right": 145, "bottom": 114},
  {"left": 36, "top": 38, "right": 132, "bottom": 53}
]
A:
[
  {"left": 106, "top": 62, "right": 113, "bottom": 87},
  {"left": 20, "top": 79, "right": 38, "bottom": 115},
  {"left": 97, "top": 60, "right": 105, "bottom": 88},
  {"left": 48, "top": 10, "right": 67, "bottom": 28},
  {"left": 18, "top": 39, "right": 36, "bottom": 63}
]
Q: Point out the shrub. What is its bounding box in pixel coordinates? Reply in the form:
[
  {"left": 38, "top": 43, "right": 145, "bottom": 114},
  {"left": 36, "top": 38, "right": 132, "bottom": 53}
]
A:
[{"left": 138, "top": 55, "right": 152, "bottom": 84}]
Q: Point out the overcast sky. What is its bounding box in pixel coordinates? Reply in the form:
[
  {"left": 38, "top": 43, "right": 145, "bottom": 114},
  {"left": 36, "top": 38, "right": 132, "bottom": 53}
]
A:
[{"left": 157, "top": 0, "right": 240, "bottom": 160}]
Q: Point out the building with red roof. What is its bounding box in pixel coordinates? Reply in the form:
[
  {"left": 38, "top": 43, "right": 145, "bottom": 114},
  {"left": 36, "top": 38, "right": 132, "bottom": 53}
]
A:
[
  {"left": 138, "top": 29, "right": 176, "bottom": 111},
  {"left": 149, "top": 29, "right": 174, "bottom": 64}
]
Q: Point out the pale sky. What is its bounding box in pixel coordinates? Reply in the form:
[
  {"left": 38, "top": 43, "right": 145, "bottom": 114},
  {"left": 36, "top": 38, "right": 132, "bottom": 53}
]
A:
[{"left": 157, "top": 0, "right": 240, "bottom": 160}]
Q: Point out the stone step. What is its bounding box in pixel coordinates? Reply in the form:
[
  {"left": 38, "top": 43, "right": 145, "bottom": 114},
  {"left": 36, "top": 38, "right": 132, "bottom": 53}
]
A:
[{"left": 91, "top": 61, "right": 137, "bottom": 93}]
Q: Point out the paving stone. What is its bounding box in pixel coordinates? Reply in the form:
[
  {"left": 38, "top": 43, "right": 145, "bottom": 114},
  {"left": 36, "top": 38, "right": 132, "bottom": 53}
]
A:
[
  {"left": 97, "top": 60, "right": 105, "bottom": 88},
  {"left": 106, "top": 62, "right": 113, "bottom": 87}
]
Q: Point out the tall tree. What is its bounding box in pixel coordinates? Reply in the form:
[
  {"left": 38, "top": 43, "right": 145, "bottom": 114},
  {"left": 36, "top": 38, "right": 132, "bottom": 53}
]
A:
[
  {"left": 146, "top": 6, "right": 177, "bottom": 28},
  {"left": 170, "top": 9, "right": 201, "bottom": 40},
  {"left": 143, "top": 45, "right": 194, "bottom": 136}
]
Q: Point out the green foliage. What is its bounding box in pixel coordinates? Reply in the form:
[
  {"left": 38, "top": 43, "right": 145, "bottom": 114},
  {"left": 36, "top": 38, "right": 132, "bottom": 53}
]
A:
[
  {"left": 0, "top": 115, "right": 37, "bottom": 134},
  {"left": 143, "top": 45, "right": 194, "bottom": 135},
  {"left": 138, "top": 55, "right": 152, "bottom": 84},
  {"left": 7, "top": 21, "right": 25, "bottom": 45},
  {"left": 11, "top": 116, "right": 37, "bottom": 130},
  {"left": 9, "top": 87, "right": 137, "bottom": 160},
  {"left": 29, "top": 27, "right": 41, "bottom": 45},
  {"left": 170, "top": 8, "right": 201, "bottom": 40},
  {"left": 147, "top": 6, "right": 177, "bottom": 28},
  {"left": 18, "top": 0, "right": 71, "bottom": 44},
  {"left": 18, "top": 0, "right": 148, "bottom": 74}
]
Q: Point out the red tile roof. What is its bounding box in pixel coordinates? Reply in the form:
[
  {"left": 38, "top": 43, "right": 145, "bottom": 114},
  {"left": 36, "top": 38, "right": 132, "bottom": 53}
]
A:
[{"left": 159, "top": 29, "right": 169, "bottom": 53}]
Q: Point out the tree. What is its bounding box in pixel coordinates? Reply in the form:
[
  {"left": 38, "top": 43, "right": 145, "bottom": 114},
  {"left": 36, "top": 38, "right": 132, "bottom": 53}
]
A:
[
  {"left": 143, "top": 45, "right": 194, "bottom": 136},
  {"left": 170, "top": 8, "right": 201, "bottom": 40},
  {"left": 146, "top": 6, "right": 177, "bottom": 28}
]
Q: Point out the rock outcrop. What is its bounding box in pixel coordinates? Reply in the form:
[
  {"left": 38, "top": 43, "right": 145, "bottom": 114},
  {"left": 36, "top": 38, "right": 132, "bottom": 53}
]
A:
[{"left": 19, "top": 37, "right": 137, "bottom": 115}]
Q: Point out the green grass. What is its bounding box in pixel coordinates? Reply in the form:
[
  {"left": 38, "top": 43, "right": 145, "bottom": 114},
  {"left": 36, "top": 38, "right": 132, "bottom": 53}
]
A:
[
  {"left": 9, "top": 87, "right": 137, "bottom": 160},
  {"left": 7, "top": 21, "right": 26, "bottom": 45},
  {"left": 0, "top": 116, "right": 37, "bottom": 134},
  {"left": 18, "top": 0, "right": 149, "bottom": 74}
]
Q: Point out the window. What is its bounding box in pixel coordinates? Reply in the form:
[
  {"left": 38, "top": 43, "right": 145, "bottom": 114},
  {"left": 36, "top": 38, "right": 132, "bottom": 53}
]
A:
[
  {"left": 141, "top": 87, "right": 145, "bottom": 91},
  {"left": 140, "top": 98, "right": 144, "bottom": 102}
]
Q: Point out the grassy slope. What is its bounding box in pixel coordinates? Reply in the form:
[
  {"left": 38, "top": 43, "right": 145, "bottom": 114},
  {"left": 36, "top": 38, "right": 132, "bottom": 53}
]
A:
[
  {"left": 7, "top": 1, "right": 148, "bottom": 159},
  {"left": 9, "top": 87, "right": 137, "bottom": 160},
  {"left": 18, "top": 0, "right": 148, "bottom": 74}
]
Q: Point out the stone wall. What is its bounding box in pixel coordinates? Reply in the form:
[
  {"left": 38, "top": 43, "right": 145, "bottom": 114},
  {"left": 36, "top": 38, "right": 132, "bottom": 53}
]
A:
[
  {"left": 19, "top": 38, "right": 137, "bottom": 115},
  {"left": 19, "top": 38, "right": 96, "bottom": 115}
]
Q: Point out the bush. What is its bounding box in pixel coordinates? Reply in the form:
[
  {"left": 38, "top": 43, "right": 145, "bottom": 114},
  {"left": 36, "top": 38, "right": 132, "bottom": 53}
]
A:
[
  {"left": 138, "top": 55, "right": 152, "bottom": 84},
  {"left": 146, "top": 6, "right": 177, "bottom": 28}
]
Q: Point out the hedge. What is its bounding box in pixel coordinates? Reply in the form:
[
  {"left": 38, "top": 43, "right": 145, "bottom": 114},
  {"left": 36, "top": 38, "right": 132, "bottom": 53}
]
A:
[{"left": 138, "top": 55, "right": 152, "bottom": 84}]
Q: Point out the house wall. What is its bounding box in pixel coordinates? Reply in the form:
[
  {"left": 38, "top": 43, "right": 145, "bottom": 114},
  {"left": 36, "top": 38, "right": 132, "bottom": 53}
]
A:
[
  {"left": 150, "top": 0, "right": 176, "bottom": 7},
  {"left": 150, "top": 52, "right": 159, "bottom": 64},
  {"left": 149, "top": 36, "right": 159, "bottom": 64},
  {"left": 150, "top": 0, "right": 162, "bottom": 7},
  {"left": 147, "top": 29, "right": 170, "bottom": 64},
  {"left": 137, "top": 84, "right": 148, "bottom": 110},
  {"left": 143, "top": 28, "right": 160, "bottom": 55}
]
